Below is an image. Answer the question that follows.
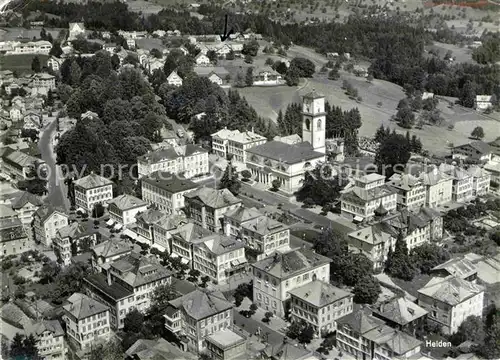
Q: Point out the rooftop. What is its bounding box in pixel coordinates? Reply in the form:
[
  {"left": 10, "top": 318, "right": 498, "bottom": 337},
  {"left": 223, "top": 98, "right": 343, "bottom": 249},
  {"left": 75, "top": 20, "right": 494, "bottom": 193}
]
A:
[
  {"left": 92, "top": 238, "right": 133, "bottom": 259},
  {"left": 341, "top": 185, "right": 396, "bottom": 203},
  {"left": 32, "top": 320, "right": 64, "bottom": 337},
  {"left": 211, "top": 127, "right": 266, "bottom": 144},
  {"left": 56, "top": 222, "right": 91, "bottom": 239},
  {"left": 252, "top": 248, "right": 332, "bottom": 280},
  {"left": 195, "top": 234, "right": 245, "bottom": 256},
  {"left": 84, "top": 272, "right": 134, "bottom": 300},
  {"left": 33, "top": 204, "right": 67, "bottom": 223},
  {"left": 241, "top": 215, "right": 288, "bottom": 236},
  {"left": 247, "top": 141, "right": 325, "bottom": 164},
  {"left": 168, "top": 289, "right": 233, "bottom": 320},
  {"left": 337, "top": 307, "right": 385, "bottom": 335},
  {"left": 371, "top": 297, "right": 428, "bottom": 326},
  {"left": 11, "top": 191, "right": 42, "bottom": 209},
  {"left": 110, "top": 252, "right": 172, "bottom": 288},
  {"left": 454, "top": 140, "right": 491, "bottom": 155},
  {"left": 184, "top": 187, "right": 241, "bottom": 209},
  {"left": 430, "top": 256, "right": 477, "bottom": 279},
  {"left": 171, "top": 222, "right": 213, "bottom": 243},
  {"left": 303, "top": 89, "right": 324, "bottom": 99},
  {"left": 418, "top": 276, "right": 484, "bottom": 305},
  {"left": 363, "top": 326, "right": 422, "bottom": 355},
  {"left": 224, "top": 206, "right": 262, "bottom": 223},
  {"left": 74, "top": 173, "right": 114, "bottom": 189},
  {"left": 63, "top": 293, "right": 109, "bottom": 320},
  {"left": 138, "top": 145, "right": 207, "bottom": 163},
  {"left": 108, "top": 194, "right": 147, "bottom": 210},
  {"left": 142, "top": 171, "right": 198, "bottom": 194},
  {"left": 206, "top": 329, "right": 245, "bottom": 349},
  {"left": 288, "top": 280, "right": 352, "bottom": 308},
  {"left": 125, "top": 338, "right": 186, "bottom": 360}
]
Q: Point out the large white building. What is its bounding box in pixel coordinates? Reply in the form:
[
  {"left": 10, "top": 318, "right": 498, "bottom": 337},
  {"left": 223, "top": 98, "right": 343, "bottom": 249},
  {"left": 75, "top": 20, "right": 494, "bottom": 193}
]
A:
[
  {"left": 438, "top": 164, "right": 473, "bottom": 203},
  {"left": 107, "top": 194, "right": 148, "bottom": 226},
  {"left": 137, "top": 145, "right": 209, "bottom": 179},
  {"left": 417, "top": 276, "right": 484, "bottom": 334},
  {"left": 388, "top": 173, "right": 426, "bottom": 210},
  {"left": 341, "top": 173, "right": 397, "bottom": 221},
  {"left": 211, "top": 127, "right": 267, "bottom": 163},
  {"left": 4, "top": 40, "right": 52, "bottom": 55},
  {"left": 245, "top": 90, "right": 327, "bottom": 193},
  {"left": 74, "top": 173, "right": 114, "bottom": 212},
  {"left": 467, "top": 165, "right": 491, "bottom": 196},
  {"left": 141, "top": 171, "right": 198, "bottom": 214},
  {"left": 252, "top": 248, "right": 332, "bottom": 317},
  {"left": 33, "top": 205, "right": 69, "bottom": 247},
  {"left": 419, "top": 167, "right": 453, "bottom": 208}
]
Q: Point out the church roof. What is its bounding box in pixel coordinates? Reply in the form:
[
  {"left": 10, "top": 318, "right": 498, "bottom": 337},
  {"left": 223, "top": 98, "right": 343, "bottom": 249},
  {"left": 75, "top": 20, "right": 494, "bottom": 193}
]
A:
[
  {"left": 247, "top": 141, "right": 324, "bottom": 164},
  {"left": 303, "top": 89, "right": 324, "bottom": 99}
]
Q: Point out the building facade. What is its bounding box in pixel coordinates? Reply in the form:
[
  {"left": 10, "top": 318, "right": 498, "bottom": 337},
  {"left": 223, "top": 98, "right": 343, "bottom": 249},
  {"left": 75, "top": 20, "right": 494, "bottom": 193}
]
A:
[
  {"left": 252, "top": 248, "right": 332, "bottom": 317},
  {"left": 53, "top": 222, "right": 98, "bottom": 266},
  {"left": 388, "top": 173, "right": 426, "bottom": 210},
  {"left": 32, "top": 320, "right": 67, "bottom": 360},
  {"left": 107, "top": 194, "right": 148, "bottom": 226},
  {"left": 33, "top": 205, "right": 69, "bottom": 247},
  {"left": 74, "top": 173, "right": 114, "bottom": 212},
  {"left": 211, "top": 128, "right": 267, "bottom": 163}
]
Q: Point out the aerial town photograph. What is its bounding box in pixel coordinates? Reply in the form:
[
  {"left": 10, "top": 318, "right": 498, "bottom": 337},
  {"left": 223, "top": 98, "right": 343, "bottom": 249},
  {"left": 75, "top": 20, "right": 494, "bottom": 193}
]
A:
[{"left": 0, "top": 0, "right": 499, "bottom": 359}]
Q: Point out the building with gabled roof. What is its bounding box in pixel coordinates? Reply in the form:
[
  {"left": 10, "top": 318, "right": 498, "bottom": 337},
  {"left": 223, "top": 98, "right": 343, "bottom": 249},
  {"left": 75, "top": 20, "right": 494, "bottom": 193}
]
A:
[
  {"left": 137, "top": 145, "right": 209, "bottom": 179},
  {"left": 85, "top": 252, "right": 172, "bottom": 329},
  {"left": 1, "top": 148, "right": 45, "bottom": 180},
  {"left": 289, "top": 280, "right": 353, "bottom": 336},
  {"left": 388, "top": 173, "right": 426, "bottom": 210},
  {"left": 416, "top": 166, "right": 453, "bottom": 208},
  {"left": 252, "top": 248, "right": 332, "bottom": 317},
  {"left": 240, "top": 215, "right": 290, "bottom": 259},
  {"left": 33, "top": 204, "right": 69, "bottom": 247},
  {"left": 164, "top": 289, "right": 234, "bottom": 354},
  {"left": 68, "top": 22, "right": 86, "bottom": 40},
  {"left": 62, "top": 293, "right": 110, "bottom": 352},
  {"left": 91, "top": 238, "right": 134, "bottom": 272},
  {"left": 125, "top": 338, "right": 187, "bottom": 360},
  {"left": 184, "top": 187, "right": 242, "bottom": 232},
  {"left": 170, "top": 222, "right": 215, "bottom": 264},
  {"left": 438, "top": 163, "right": 473, "bottom": 203},
  {"left": 74, "top": 172, "right": 114, "bottom": 212},
  {"left": 223, "top": 206, "right": 262, "bottom": 237},
  {"left": 0, "top": 216, "right": 29, "bottom": 257},
  {"left": 467, "top": 165, "right": 491, "bottom": 196},
  {"left": 417, "top": 276, "right": 484, "bottom": 334},
  {"left": 452, "top": 141, "right": 492, "bottom": 163},
  {"left": 10, "top": 191, "right": 42, "bottom": 241},
  {"left": 430, "top": 255, "right": 478, "bottom": 282},
  {"left": 166, "top": 70, "right": 183, "bottom": 87},
  {"left": 370, "top": 296, "right": 428, "bottom": 336},
  {"left": 107, "top": 194, "right": 148, "bottom": 226},
  {"left": 53, "top": 222, "right": 98, "bottom": 266},
  {"left": 30, "top": 319, "right": 67, "bottom": 360}
]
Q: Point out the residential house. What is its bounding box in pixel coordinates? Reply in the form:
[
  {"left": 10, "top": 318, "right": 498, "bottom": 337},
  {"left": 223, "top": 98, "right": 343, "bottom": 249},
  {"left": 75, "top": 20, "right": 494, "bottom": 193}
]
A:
[
  {"left": 53, "top": 222, "right": 98, "bottom": 266},
  {"left": 419, "top": 167, "right": 453, "bottom": 208},
  {"left": 484, "top": 161, "right": 500, "bottom": 185},
  {"left": 289, "top": 280, "right": 353, "bottom": 336},
  {"left": 166, "top": 71, "right": 183, "bottom": 87},
  {"left": 91, "top": 238, "right": 134, "bottom": 273},
  {"left": 137, "top": 145, "right": 209, "bottom": 179},
  {"left": 134, "top": 208, "right": 166, "bottom": 244},
  {"left": 31, "top": 320, "right": 66, "bottom": 360},
  {"left": 430, "top": 256, "right": 478, "bottom": 282},
  {"left": 417, "top": 276, "right": 484, "bottom": 334},
  {"left": 74, "top": 172, "right": 114, "bottom": 212},
  {"left": 141, "top": 171, "right": 198, "bottom": 214},
  {"left": 164, "top": 289, "right": 234, "bottom": 354},
  {"left": 240, "top": 215, "right": 290, "bottom": 259},
  {"left": 341, "top": 173, "right": 397, "bottom": 221},
  {"left": 103, "top": 43, "right": 117, "bottom": 53},
  {"left": 31, "top": 73, "right": 56, "bottom": 96},
  {"left": 11, "top": 191, "right": 42, "bottom": 240},
  {"left": 22, "top": 111, "right": 42, "bottom": 131},
  {"left": 125, "top": 338, "right": 188, "bottom": 360},
  {"left": 68, "top": 22, "right": 86, "bottom": 40},
  {"left": 184, "top": 187, "right": 242, "bottom": 232},
  {"left": 170, "top": 222, "right": 213, "bottom": 263},
  {"left": 336, "top": 309, "right": 422, "bottom": 360},
  {"left": 474, "top": 95, "right": 492, "bottom": 111},
  {"left": 1, "top": 148, "right": 45, "bottom": 180},
  {"left": 452, "top": 141, "right": 492, "bottom": 163},
  {"left": 252, "top": 248, "right": 332, "bottom": 317},
  {"left": 194, "top": 53, "right": 211, "bottom": 66},
  {"left": 223, "top": 206, "right": 262, "bottom": 238},
  {"left": 85, "top": 252, "right": 172, "bottom": 329},
  {"left": 47, "top": 56, "right": 62, "bottom": 71},
  {"left": 192, "top": 234, "right": 247, "bottom": 284},
  {"left": 107, "top": 194, "right": 148, "bottom": 226},
  {"left": 193, "top": 67, "right": 230, "bottom": 86},
  {"left": 33, "top": 205, "right": 69, "bottom": 247},
  {"left": 211, "top": 127, "right": 267, "bottom": 163},
  {"left": 467, "top": 166, "right": 491, "bottom": 196},
  {"left": 0, "top": 214, "right": 29, "bottom": 257},
  {"left": 126, "top": 39, "right": 136, "bottom": 49},
  {"left": 253, "top": 67, "right": 283, "bottom": 86},
  {"left": 438, "top": 164, "right": 473, "bottom": 203},
  {"left": 388, "top": 173, "right": 426, "bottom": 210},
  {"left": 370, "top": 297, "right": 428, "bottom": 336},
  {"left": 9, "top": 104, "right": 24, "bottom": 121},
  {"left": 151, "top": 214, "right": 188, "bottom": 253},
  {"left": 206, "top": 328, "right": 246, "bottom": 360},
  {"left": 62, "top": 293, "right": 111, "bottom": 352}
]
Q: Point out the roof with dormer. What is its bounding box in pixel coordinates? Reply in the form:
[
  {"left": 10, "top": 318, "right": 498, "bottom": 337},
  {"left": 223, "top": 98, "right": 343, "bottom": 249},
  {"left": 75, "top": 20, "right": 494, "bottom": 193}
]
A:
[
  {"left": 241, "top": 215, "right": 288, "bottom": 236},
  {"left": 63, "top": 293, "right": 108, "bottom": 320},
  {"left": 224, "top": 206, "right": 262, "bottom": 223},
  {"left": 168, "top": 289, "right": 233, "bottom": 320},
  {"left": 108, "top": 194, "right": 147, "bottom": 211},
  {"left": 371, "top": 297, "right": 428, "bottom": 326},
  {"left": 74, "top": 173, "right": 114, "bottom": 189},
  {"left": 109, "top": 252, "right": 172, "bottom": 288},
  {"left": 184, "top": 187, "right": 241, "bottom": 209},
  {"left": 418, "top": 276, "right": 484, "bottom": 305},
  {"left": 337, "top": 307, "right": 385, "bottom": 335}
]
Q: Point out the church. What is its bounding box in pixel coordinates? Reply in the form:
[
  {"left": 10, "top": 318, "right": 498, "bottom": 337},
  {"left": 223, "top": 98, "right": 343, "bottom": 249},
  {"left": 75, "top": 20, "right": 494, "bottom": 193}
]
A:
[{"left": 245, "top": 90, "right": 328, "bottom": 194}]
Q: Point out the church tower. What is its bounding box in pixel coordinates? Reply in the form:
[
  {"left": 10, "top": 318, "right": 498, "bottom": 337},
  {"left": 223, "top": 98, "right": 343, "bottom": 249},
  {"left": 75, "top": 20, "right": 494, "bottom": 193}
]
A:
[{"left": 302, "top": 89, "right": 326, "bottom": 154}]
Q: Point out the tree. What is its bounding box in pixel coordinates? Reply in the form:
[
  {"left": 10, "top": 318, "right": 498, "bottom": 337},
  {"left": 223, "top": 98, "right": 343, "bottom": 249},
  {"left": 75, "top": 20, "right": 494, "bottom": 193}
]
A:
[
  {"left": 200, "top": 275, "right": 210, "bottom": 288},
  {"left": 89, "top": 338, "right": 124, "bottom": 360},
  {"left": 450, "top": 315, "right": 485, "bottom": 346},
  {"left": 367, "top": 74, "right": 374, "bottom": 83},
  {"left": 17, "top": 164, "right": 47, "bottom": 196},
  {"left": 295, "top": 162, "right": 341, "bottom": 206},
  {"left": 46, "top": 89, "right": 54, "bottom": 107},
  {"left": 245, "top": 67, "right": 254, "bottom": 87},
  {"left": 10, "top": 333, "right": 39, "bottom": 360},
  {"left": 124, "top": 309, "right": 145, "bottom": 334},
  {"left": 410, "top": 243, "right": 450, "bottom": 274},
  {"left": 241, "top": 170, "right": 252, "bottom": 181},
  {"left": 478, "top": 313, "right": 500, "bottom": 359},
  {"left": 374, "top": 125, "right": 388, "bottom": 143},
  {"left": 187, "top": 269, "right": 200, "bottom": 283},
  {"left": 147, "top": 283, "right": 178, "bottom": 335},
  {"left": 375, "top": 133, "right": 411, "bottom": 178},
  {"left": 289, "top": 57, "right": 315, "bottom": 77},
  {"left": 471, "top": 126, "right": 484, "bottom": 140},
  {"left": 271, "top": 179, "right": 281, "bottom": 192},
  {"left": 242, "top": 40, "right": 259, "bottom": 57},
  {"left": 328, "top": 68, "right": 339, "bottom": 80},
  {"left": 353, "top": 275, "right": 381, "bottom": 304},
  {"left": 395, "top": 106, "right": 415, "bottom": 128},
  {"left": 287, "top": 321, "right": 303, "bottom": 339},
  {"left": 49, "top": 42, "right": 63, "bottom": 57},
  {"left": 244, "top": 54, "right": 253, "bottom": 64},
  {"left": 385, "top": 232, "right": 416, "bottom": 281},
  {"left": 92, "top": 203, "right": 105, "bottom": 218},
  {"left": 263, "top": 311, "right": 273, "bottom": 323},
  {"left": 31, "top": 56, "right": 41, "bottom": 73},
  {"left": 219, "top": 162, "right": 241, "bottom": 195},
  {"left": 285, "top": 68, "right": 299, "bottom": 86},
  {"left": 226, "top": 50, "right": 235, "bottom": 60},
  {"left": 249, "top": 303, "right": 258, "bottom": 316},
  {"left": 150, "top": 48, "right": 162, "bottom": 59},
  {"left": 297, "top": 323, "right": 315, "bottom": 344}
]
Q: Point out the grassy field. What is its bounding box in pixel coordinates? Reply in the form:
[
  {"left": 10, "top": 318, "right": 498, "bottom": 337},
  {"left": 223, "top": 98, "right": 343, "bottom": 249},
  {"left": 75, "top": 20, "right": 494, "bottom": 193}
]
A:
[{"left": 0, "top": 54, "right": 48, "bottom": 74}]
